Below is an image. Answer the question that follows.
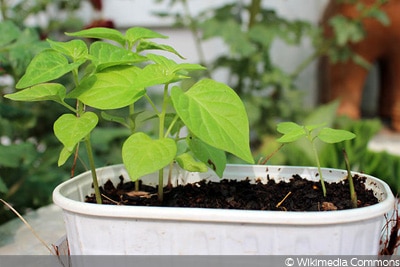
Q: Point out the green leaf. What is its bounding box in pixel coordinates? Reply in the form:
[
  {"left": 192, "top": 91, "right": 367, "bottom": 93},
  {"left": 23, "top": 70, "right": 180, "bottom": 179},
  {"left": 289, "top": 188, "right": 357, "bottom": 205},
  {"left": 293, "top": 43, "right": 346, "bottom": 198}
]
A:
[
  {"left": 173, "top": 63, "right": 207, "bottom": 73},
  {"left": 0, "top": 143, "right": 36, "bottom": 168},
  {"left": 125, "top": 27, "right": 167, "bottom": 45},
  {"left": 329, "top": 16, "right": 364, "bottom": 46},
  {"left": 66, "top": 27, "right": 126, "bottom": 47},
  {"left": 0, "top": 177, "right": 8, "bottom": 194},
  {"left": 305, "top": 123, "right": 326, "bottom": 132},
  {"left": 171, "top": 79, "right": 254, "bottom": 164},
  {"left": 53, "top": 112, "right": 98, "bottom": 152},
  {"left": 16, "top": 49, "right": 83, "bottom": 88},
  {"left": 176, "top": 153, "right": 208, "bottom": 173},
  {"left": 58, "top": 146, "right": 74, "bottom": 166},
  {"left": 90, "top": 42, "right": 147, "bottom": 71},
  {"left": 188, "top": 136, "right": 226, "bottom": 177},
  {"left": 137, "top": 64, "right": 177, "bottom": 87},
  {"left": 0, "top": 20, "right": 20, "bottom": 46},
  {"left": 276, "top": 131, "right": 307, "bottom": 143},
  {"left": 366, "top": 9, "right": 390, "bottom": 26},
  {"left": 47, "top": 39, "right": 88, "bottom": 61},
  {"left": 277, "top": 122, "right": 303, "bottom": 134},
  {"left": 144, "top": 54, "right": 204, "bottom": 83},
  {"left": 276, "top": 122, "right": 306, "bottom": 143},
  {"left": 146, "top": 54, "right": 205, "bottom": 73},
  {"left": 5, "top": 83, "right": 66, "bottom": 103},
  {"left": 201, "top": 19, "right": 255, "bottom": 57},
  {"left": 122, "top": 133, "right": 177, "bottom": 181},
  {"left": 137, "top": 40, "right": 185, "bottom": 59},
  {"left": 318, "top": 128, "right": 356, "bottom": 144},
  {"left": 101, "top": 111, "right": 127, "bottom": 126},
  {"left": 248, "top": 24, "right": 275, "bottom": 47},
  {"left": 68, "top": 66, "right": 145, "bottom": 109}
]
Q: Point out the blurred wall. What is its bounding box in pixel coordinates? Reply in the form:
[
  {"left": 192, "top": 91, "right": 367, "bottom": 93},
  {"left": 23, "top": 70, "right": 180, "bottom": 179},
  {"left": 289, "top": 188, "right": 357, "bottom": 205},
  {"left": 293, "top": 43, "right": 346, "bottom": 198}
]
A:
[{"left": 97, "top": 1, "right": 331, "bottom": 107}]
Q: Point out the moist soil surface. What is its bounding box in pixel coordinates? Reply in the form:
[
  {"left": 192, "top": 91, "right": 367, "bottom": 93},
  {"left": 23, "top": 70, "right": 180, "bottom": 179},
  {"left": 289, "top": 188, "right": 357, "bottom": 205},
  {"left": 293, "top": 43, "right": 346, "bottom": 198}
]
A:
[{"left": 85, "top": 174, "right": 378, "bottom": 211}]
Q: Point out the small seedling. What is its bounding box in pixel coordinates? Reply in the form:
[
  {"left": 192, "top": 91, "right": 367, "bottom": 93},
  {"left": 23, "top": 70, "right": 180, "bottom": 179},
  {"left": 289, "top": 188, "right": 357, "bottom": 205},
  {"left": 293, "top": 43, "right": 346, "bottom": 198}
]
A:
[
  {"left": 343, "top": 149, "right": 357, "bottom": 208},
  {"left": 276, "top": 122, "right": 356, "bottom": 197}
]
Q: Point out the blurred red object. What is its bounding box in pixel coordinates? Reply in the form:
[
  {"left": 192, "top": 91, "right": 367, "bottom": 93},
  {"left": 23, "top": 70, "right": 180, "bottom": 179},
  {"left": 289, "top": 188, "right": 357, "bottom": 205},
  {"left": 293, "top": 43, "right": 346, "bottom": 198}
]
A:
[
  {"left": 90, "top": 0, "right": 102, "bottom": 11},
  {"left": 84, "top": 19, "right": 115, "bottom": 29}
]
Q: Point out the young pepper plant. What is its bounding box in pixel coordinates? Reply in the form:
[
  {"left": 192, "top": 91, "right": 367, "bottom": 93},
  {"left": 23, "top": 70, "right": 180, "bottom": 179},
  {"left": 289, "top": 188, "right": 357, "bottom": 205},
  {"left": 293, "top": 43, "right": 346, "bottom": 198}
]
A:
[
  {"left": 276, "top": 122, "right": 356, "bottom": 197},
  {"left": 5, "top": 27, "right": 254, "bottom": 203}
]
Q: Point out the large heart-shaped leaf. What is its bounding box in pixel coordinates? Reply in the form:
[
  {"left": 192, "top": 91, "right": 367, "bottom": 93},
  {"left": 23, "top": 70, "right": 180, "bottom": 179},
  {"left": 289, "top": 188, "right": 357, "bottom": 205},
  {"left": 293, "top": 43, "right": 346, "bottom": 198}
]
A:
[
  {"left": 16, "top": 49, "right": 83, "bottom": 88},
  {"left": 171, "top": 79, "right": 254, "bottom": 164},
  {"left": 54, "top": 112, "right": 98, "bottom": 152},
  {"left": 5, "top": 83, "right": 66, "bottom": 103},
  {"left": 68, "top": 66, "right": 145, "bottom": 109},
  {"left": 122, "top": 133, "right": 177, "bottom": 181}
]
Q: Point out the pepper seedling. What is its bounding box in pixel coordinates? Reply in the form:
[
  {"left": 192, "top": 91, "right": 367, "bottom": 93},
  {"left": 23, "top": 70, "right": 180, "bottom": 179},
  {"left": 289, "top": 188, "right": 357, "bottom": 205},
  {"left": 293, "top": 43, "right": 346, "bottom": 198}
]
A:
[
  {"left": 5, "top": 27, "right": 255, "bottom": 204},
  {"left": 276, "top": 122, "right": 356, "bottom": 197}
]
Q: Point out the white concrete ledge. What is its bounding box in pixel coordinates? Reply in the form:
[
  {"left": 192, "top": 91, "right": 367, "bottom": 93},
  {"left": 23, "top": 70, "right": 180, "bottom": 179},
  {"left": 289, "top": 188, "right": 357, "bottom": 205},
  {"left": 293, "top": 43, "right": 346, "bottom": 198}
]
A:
[{"left": 0, "top": 204, "right": 65, "bottom": 255}]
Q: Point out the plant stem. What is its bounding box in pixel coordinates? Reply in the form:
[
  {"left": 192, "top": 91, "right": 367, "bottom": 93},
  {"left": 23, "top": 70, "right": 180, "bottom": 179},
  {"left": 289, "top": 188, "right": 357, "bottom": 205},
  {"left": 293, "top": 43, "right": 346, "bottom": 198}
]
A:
[
  {"left": 128, "top": 103, "right": 140, "bottom": 192},
  {"left": 159, "top": 85, "right": 169, "bottom": 139},
  {"left": 289, "top": 49, "right": 321, "bottom": 79},
  {"left": 128, "top": 104, "right": 135, "bottom": 132},
  {"left": 343, "top": 149, "right": 358, "bottom": 208},
  {"left": 156, "top": 84, "right": 170, "bottom": 202},
  {"left": 248, "top": 0, "right": 261, "bottom": 28},
  {"left": 158, "top": 168, "right": 164, "bottom": 202},
  {"left": 259, "top": 143, "right": 284, "bottom": 165},
  {"left": 145, "top": 93, "right": 159, "bottom": 114},
  {"left": 164, "top": 114, "right": 179, "bottom": 138},
  {"left": 312, "top": 142, "right": 327, "bottom": 197},
  {"left": 84, "top": 135, "right": 102, "bottom": 204},
  {"left": 0, "top": 0, "right": 8, "bottom": 21}
]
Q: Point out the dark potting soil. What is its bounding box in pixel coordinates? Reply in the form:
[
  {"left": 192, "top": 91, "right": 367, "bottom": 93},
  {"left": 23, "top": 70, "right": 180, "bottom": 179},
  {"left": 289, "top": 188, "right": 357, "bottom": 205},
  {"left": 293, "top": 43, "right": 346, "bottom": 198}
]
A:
[{"left": 85, "top": 174, "right": 379, "bottom": 211}]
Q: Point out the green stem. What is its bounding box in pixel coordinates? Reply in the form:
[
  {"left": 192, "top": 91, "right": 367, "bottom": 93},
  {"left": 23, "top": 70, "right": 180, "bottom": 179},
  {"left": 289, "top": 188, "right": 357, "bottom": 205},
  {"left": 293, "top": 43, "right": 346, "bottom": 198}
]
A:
[
  {"left": 158, "top": 168, "right": 164, "bottom": 202},
  {"left": 312, "top": 142, "right": 327, "bottom": 197},
  {"left": 129, "top": 103, "right": 140, "bottom": 192},
  {"left": 84, "top": 135, "right": 102, "bottom": 204},
  {"left": 164, "top": 114, "right": 179, "bottom": 138},
  {"left": 145, "top": 93, "right": 159, "bottom": 114},
  {"left": 289, "top": 49, "right": 321, "bottom": 79},
  {"left": 159, "top": 85, "right": 169, "bottom": 139},
  {"left": 59, "top": 101, "right": 77, "bottom": 113},
  {"left": 0, "top": 0, "right": 8, "bottom": 21},
  {"left": 343, "top": 149, "right": 358, "bottom": 208},
  {"left": 156, "top": 84, "right": 170, "bottom": 202},
  {"left": 248, "top": 0, "right": 261, "bottom": 29},
  {"left": 128, "top": 104, "right": 135, "bottom": 130}
]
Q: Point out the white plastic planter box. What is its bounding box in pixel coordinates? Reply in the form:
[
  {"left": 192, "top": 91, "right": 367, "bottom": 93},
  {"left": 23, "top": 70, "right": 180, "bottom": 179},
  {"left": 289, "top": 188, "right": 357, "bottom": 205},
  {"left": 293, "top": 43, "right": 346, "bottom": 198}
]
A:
[{"left": 53, "top": 164, "right": 395, "bottom": 255}]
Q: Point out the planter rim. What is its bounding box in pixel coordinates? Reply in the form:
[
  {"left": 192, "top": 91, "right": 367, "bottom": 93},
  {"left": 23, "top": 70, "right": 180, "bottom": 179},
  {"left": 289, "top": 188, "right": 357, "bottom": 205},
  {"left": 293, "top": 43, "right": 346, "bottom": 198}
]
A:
[{"left": 53, "top": 164, "right": 395, "bottom": 225}]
